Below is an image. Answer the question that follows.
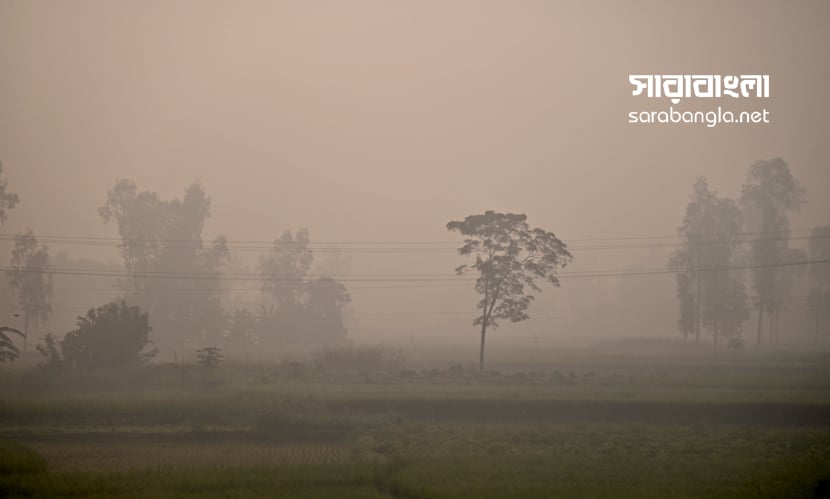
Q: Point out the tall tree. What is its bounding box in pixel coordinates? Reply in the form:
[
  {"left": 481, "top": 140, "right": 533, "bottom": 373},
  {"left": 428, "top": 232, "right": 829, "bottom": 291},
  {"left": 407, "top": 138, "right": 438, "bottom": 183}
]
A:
[
  {"left": 447, "top": 211, "right": 571, "bottom": 371},
  {"left": 6, "top": 231, "right": 52, "bottom": 352},
  {"left": 0, "top": 161, "right": 19, "bottom": 225},
  {"left": 668, "top": 249, "right": 695, "bottom": 342},
  {"left": 99, "top": 180, "right": 229, "bottom": 356},
  {"left": 670, "top": 179, "right": 749, "bottom": 348},
  {"left": 808, "top": 225, "right": 830, "bottom": 341},
  {"left": 739, "top": 158, "right": 805, "bottom": 349}
]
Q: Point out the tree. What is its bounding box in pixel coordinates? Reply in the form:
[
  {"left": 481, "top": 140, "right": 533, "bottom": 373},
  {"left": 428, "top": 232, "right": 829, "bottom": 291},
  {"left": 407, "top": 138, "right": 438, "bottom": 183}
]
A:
[
  {"left": 808, "top": 225, "right": 830, "bottom": 341},
  {"left": 0, "top": 326, "right": 24, "bottom": 362},
  {"left": 668, "top": 249, "right": 695, "bottom": 342},
  {"left": 260, "top": 229, "right": 313, "bottom": 308},
  {"left": 259, "top": 230, "right": 351, "bottom": 348},
  {"left": 61, "top": 301, "right": 156, "bottom": 369},
  {"left": 670, "top": 179, "right": 749, "bottom": 349},
  {"left": 99, "top": 180, "right": 229, "bottom": 355},
  {"left": 6, "top": 231, "right": 53, "bottom": 352},
  {"left": 739, "top": 158, "right": 805, "bottom": 349},
  {"left": 304, "top": 277, "right": 351, "bottom": 342},
  {"left": 0, "top": 162, "right": 19, "bottom": 225},
  {"left": 447, "top": 211, "right": 572, "bottom": 371}
]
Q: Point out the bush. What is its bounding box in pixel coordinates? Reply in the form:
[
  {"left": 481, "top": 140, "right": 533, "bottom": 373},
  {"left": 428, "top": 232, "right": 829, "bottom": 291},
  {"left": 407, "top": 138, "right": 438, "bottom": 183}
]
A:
[
  {"left": 61, "top": 300, "right": 157, "bottom": 369},
  {"left": 312, "top": 343, "right": 406, "bottom": 372}
]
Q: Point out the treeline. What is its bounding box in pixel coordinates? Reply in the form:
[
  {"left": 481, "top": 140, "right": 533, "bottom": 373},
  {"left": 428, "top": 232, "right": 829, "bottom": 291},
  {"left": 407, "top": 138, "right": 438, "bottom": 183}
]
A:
[
  {"left": 669, "top": 158, "right": 830, "bottom": 350},
  {"left": 1, "top": 172, "right": 352, "bottom": 366}
]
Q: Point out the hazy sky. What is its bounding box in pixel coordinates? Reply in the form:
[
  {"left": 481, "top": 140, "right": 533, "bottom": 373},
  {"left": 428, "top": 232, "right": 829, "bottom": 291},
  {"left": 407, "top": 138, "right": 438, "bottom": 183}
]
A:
[{"left": 1, "top": 0, "right": 828, "bottom": 345}]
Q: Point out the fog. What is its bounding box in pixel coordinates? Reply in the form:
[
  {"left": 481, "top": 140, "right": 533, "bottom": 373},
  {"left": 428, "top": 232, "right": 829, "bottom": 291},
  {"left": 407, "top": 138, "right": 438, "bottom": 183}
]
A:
[
  {"left": 4, "top": 3, "right": 830, "bottom": 496},
  {"left": 1, "top": 0, "right": 829, "bottom": 353}
]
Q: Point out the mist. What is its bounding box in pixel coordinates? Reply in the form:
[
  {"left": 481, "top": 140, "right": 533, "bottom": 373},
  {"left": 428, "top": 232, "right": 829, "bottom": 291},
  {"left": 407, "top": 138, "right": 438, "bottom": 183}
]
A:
[{"left": 1, "top": 1, "right": 829, "bottom": 497}]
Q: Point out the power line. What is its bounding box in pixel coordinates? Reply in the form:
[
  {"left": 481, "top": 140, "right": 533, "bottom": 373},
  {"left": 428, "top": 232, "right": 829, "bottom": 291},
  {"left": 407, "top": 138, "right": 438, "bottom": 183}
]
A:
[
  {"left": 0, "top": 228, "right": 823, "bottom": 254},
  {"left": 1, "top": 258, "right": 826, "bottom": 285}
]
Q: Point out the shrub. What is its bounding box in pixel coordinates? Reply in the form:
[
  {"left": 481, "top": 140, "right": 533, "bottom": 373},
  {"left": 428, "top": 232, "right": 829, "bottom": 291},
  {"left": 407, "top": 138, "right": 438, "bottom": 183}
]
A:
[
  {"left": 61, "top": 300, "right": 157, "bottom": 369},
  {"left": 0, "top": 326, "right": 23, "bottom": 362}
]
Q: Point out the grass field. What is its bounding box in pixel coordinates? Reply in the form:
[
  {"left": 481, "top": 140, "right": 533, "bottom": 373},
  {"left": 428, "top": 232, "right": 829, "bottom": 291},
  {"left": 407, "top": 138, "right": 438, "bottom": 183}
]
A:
[{"left": 1, "top": 345, "right": 829, "bottom": 497}]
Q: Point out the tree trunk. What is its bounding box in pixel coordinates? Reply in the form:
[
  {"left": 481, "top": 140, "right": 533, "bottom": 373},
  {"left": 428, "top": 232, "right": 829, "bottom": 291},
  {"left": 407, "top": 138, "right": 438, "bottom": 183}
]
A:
[
  {"left": 768, "top": 312, "right": 775, "bottom": 343},
  {"left": 695, "top": 271, "right": 701, "bottom": 344},
  {"left": 479, "top": 321, "right": 487, "bottom": 371}
]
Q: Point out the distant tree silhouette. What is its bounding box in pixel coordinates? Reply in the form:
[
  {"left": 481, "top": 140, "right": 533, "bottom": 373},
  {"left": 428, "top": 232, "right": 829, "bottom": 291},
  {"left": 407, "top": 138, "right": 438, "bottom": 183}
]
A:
[
  {"left": 0, "top": 161, "right": 20, "bottom": 225},
  {"left": 260, "top": 229, "right": 313, "bottom": 308},
  {"left": 668, "top": 248, "right": 696, "bottom": 342},
  {"left": 447, "top": 211, "right": 571, "bottom": 371},
  {"left": 259, "top": 230, "right": 351, "bottom": 348},
  {"left": 739, "top": 158, "right": 804, "bottom": 348},
  {"left": 99, "top": 179, "right": 229, "bottom": 355},
  {"left": 6, "top": 231, "right": 52, "bottom": 352},
  {"left": 670, "top": 179, "right": 749, "bottom": 349}
]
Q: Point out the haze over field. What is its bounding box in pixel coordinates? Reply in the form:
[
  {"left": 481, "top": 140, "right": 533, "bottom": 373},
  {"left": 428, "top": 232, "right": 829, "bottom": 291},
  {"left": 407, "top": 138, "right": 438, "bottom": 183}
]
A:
[
  {"left": 1, "top": 0, "right": 829, "bottom": 354},
  {"left": 4, "top": 3, "right": 830, "bottom": 498}
]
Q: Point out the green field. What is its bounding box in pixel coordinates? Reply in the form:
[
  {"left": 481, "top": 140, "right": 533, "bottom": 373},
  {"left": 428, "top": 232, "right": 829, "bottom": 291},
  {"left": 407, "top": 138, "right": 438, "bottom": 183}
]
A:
[{"left": 1, "top": 346, "right": 830, "bottom": 498}]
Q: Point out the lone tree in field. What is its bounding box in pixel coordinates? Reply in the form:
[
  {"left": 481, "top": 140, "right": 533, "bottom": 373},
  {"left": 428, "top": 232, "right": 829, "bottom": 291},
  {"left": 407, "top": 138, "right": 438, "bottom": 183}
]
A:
[{"left": 447, "top": 211, "right": 571, "bottom": 371}]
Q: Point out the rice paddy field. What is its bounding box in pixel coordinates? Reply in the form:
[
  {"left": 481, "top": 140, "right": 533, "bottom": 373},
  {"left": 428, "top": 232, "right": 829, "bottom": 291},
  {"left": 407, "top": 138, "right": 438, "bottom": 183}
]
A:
[{"left": 1, "top": 344, "right": 830, "bottom": 498}]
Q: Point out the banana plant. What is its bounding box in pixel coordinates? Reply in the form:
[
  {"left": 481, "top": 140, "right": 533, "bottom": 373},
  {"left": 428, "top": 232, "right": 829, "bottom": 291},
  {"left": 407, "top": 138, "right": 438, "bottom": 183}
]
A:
[{"left": 0, "top": 326, "right": 24, "bottom": 362}]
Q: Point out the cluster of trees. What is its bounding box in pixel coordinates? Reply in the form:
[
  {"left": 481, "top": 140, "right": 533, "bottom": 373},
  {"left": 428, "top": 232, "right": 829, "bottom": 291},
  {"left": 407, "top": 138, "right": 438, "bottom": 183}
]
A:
[
  {"left": 232, "top": 228, "right": 351, "bottom": 352},
  {"left": 670, "top": 158, "right": 829, "bottom": 349},
  {"left": 96, "top": 179, "right": 352, "bottom": 359},
  {"left": 0, "top": 170, "right": 353, "bottom": 366}
]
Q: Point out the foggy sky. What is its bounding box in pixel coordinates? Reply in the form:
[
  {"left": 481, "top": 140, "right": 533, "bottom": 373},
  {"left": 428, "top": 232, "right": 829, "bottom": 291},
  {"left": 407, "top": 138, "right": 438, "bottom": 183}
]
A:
[{"left": 1, "top": 0, "right": 828, "bottom": 347}]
